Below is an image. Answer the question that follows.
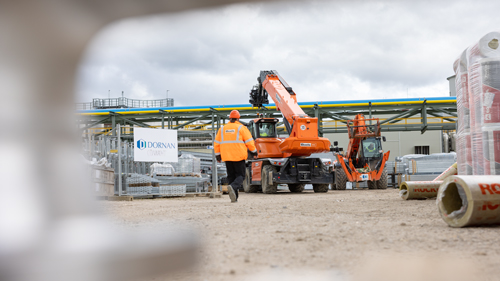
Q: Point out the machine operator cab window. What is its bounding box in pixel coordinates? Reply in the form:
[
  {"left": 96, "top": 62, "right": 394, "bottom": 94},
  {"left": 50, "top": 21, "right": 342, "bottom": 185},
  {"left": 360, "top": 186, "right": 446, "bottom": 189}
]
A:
[
  {"left": 361, "top": 138, "right": 382, "bottom": 159},
  {"left": 258, "top": 122, "right": 276, "bottom": 138}
]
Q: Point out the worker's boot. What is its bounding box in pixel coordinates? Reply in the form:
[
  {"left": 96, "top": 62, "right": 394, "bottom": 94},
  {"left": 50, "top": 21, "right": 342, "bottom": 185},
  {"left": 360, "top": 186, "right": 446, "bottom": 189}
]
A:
[{"left": 228, "top": 185, "right": 237, "bottom": 203}]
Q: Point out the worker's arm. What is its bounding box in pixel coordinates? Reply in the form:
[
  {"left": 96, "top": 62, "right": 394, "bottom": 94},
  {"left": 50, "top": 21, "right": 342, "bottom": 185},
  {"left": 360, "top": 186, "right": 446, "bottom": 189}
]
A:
[
  {"left": 214, "top": 128, "right": 222, "bottom": 161},
  {"left": 241, "top": 126, "right": 257, "bottom": 153}
]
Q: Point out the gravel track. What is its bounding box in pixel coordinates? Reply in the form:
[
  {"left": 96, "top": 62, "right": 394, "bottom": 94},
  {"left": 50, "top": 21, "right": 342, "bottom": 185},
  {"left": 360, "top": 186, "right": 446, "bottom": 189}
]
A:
[{"left": 103, "top": 189, "right": 500, "bottom": 281}]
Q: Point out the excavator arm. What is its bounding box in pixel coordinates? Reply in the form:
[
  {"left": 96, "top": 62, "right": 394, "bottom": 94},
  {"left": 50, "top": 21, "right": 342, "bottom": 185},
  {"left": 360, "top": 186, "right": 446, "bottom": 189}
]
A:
[{"left": 249, "top": 70, "right": 331, "bottom": 155}]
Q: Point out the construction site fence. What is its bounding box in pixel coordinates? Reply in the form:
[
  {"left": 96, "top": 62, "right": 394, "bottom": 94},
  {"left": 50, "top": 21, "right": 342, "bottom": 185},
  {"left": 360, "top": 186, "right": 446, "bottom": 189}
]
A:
[{"left": 82, "top": 130, "right": 226, "bottom": 197}]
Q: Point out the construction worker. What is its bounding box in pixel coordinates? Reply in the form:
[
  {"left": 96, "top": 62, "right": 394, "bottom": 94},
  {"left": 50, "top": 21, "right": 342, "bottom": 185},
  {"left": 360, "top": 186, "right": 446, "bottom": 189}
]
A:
[
  {"left": 365, "top": 143, "right": 376, "bottom": 154},
  {"left": 214, "top": 110, "right": 257, "bottom": 203},
  {"left": 260, "top": 126, "right": 269, "bottom": 137}
]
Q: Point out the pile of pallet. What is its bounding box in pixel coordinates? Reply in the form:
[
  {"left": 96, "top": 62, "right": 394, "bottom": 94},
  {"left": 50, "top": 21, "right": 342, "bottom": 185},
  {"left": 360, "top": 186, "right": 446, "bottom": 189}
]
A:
[{"left": 90, "top": 165, "right": 115, "bottom": 197}]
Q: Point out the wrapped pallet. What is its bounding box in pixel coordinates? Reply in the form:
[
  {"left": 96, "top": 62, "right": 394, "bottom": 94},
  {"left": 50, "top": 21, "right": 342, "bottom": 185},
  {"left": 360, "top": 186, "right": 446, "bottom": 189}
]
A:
[
  {"left": 480, "top": 58, "right": 500, "bottom": 175},
  {"left": 454, "top": 50, "right": 473, "bottom": 175},
  {"left": 465, "top": 31, "right": 500, "bottom": 175},
  {"left": 150, "top": 163, "right": 175, "bottom": 176},
  {"left": 91, "top": 166, "right": 115, "bottom": 196}
]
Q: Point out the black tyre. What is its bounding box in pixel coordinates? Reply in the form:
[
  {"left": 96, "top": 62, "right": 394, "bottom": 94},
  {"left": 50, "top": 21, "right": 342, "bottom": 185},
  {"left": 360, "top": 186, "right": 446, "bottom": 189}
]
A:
[
  {"left": 377, "top": 168, "right": 388, "bottom": 189},
  {"left": 313, "top": 184, "right": 329, "bottom": 193},
  {"left": 261, "top": 165, "right": 278, "bottom": 194},
  {"left": 243, "top": 168, "right": 260, "bottom": 193},
  {"left": 288, "top": 183, "right": 305, "bottom": 193},
  {"left": 330, "top": 183, "right": 337, "bottom": 190},
  {"left": 335, "top": 167, "right": 347, "bottom": 190},
  {"left": 367, "top": 180, "right": 377, "bottom": 189}
]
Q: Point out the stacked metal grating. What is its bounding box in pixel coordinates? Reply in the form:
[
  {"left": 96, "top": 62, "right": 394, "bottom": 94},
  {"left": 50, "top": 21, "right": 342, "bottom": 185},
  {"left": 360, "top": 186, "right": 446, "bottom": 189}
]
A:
[
  {"left": 153, "top": 175, "right": 209, "bottom": 193},
  {"left": 158, "top": 184, "right": 186, "bottom": 196},
  {"left": 126, "top": 173, "right": 159, "bottom": 195}
]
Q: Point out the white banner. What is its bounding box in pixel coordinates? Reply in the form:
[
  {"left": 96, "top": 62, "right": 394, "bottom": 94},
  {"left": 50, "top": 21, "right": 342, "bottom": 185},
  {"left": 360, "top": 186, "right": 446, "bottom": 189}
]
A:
[{"left": 133, "top": 128, "right": 178, "bottom": 162}]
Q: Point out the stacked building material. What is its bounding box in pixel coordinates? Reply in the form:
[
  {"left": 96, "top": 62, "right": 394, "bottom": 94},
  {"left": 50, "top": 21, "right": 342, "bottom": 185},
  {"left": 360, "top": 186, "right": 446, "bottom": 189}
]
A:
[
  {"left": 455, "top": 31, "right": 500, "bottom": 175},
  {"left": 399, "top": 163, "right": 457, "bottom": 200},
  {"left": 154, "top": 175, "right": 209, "bottom": 193},
  {"left": 481, "top": 59, "right": 500, "bottom": 175},
  {"left": 454, "top": 50, "right": 473, "bottom": 175},
  {"left": 127, "top": 173, "right": 158, "bottom": 194},
  {"left": 90, "top": 165, "right": 115, "bottom": 196},
  {"left": 167, "top": 153, "right": 201, "bottom": 176},
  {"left": 158, "top": 184, "right": 186, "bottom": 197},
  {"left": 150, "top": 163, "right": 175, "bottom": 176},
  {"left": 399, "top": 153, "right": 457, "bottom": 181}
]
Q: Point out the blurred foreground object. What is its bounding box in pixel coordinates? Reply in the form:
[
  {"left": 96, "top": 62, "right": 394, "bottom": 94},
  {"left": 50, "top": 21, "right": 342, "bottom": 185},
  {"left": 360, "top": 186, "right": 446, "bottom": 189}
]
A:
[
  {"left": 353, "top": 253, "right": 478, "bottom": 281},
  {"left": 0, "top": 0, "right": 261, "bottom": 280}
]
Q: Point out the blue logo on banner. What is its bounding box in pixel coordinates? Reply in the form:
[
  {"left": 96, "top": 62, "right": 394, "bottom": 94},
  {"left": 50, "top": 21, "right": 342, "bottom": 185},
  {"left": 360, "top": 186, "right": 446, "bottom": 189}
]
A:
[{"left": 137, "top": 139, "right": 147, "bottom": 150}]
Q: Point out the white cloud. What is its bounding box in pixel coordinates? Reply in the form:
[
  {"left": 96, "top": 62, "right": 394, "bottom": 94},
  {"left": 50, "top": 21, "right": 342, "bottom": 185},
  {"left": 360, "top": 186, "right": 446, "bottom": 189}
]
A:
[{"left": 76, "top": 0, "right": 500, "bottom": 107}]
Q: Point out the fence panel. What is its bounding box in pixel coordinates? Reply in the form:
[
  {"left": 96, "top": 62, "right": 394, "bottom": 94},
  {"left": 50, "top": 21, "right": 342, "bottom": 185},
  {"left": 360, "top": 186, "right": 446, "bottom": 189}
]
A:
[{"left": 82, "top": 130, "right": 224, "bottom": 198}]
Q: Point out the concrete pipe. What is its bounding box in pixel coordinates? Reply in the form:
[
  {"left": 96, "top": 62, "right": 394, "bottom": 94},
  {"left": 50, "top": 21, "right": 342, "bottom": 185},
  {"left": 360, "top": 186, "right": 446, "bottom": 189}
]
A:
[
  {"left": 433, "top": 162, "right": 458, "bottom": 181},
  {"left": 437, "top": 175, "right": 500, "bottom": 227},
  {"left": 399, "top": 181, "right": 443, "bottom": 200}
]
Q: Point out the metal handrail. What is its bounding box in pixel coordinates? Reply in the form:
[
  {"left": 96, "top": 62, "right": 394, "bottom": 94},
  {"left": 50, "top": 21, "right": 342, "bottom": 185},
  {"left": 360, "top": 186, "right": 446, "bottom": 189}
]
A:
[{"left": 91, "top": 97, "right": 174, "bottom": 109}]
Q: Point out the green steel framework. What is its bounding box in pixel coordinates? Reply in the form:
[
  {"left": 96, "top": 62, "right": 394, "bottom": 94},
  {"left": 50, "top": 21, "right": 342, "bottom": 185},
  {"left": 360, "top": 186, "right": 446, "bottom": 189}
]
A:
[{"left": 77, "top": 97, "right": 457, "bottom": 137}]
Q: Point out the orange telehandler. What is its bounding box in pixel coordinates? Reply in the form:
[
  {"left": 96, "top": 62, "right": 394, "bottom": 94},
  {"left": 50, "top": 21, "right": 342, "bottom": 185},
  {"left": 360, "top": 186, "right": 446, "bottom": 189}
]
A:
[
  {"left": 333, "top": 114, "right": 390, "bottom": 190},
  {"left": 242, "top": 70, "right": 339, "bottom": 194}
]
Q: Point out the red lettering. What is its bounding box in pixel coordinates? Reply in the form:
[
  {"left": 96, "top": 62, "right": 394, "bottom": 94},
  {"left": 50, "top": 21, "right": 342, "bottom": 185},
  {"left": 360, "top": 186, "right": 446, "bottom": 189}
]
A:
[
  {"left": 480, "top": 202, "right": 500, "bottom": 211},
  {"left": 479, "top": 183, "right": 493, "bottom": 195},
  {"left": 487, "top": 203, "right": 500, "bottom": 210},
  {"left": 414, "top": 188, "right": 439, "bottom": 193},
  {"left": 492, "top": 184, "right": 500, "bottom": 194}
]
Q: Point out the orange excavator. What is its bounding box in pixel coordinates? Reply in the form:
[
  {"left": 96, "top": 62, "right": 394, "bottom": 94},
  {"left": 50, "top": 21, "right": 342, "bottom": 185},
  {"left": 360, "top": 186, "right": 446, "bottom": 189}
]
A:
[
  {"left": 333, "top": 114, "right": 390, "bottom": 190},
  {"left": 242, "top": 70, "right": 340, "bottom": 193}
]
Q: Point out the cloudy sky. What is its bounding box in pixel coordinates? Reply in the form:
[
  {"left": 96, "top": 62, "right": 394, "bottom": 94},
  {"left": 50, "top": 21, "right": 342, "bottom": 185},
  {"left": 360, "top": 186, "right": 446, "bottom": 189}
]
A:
[{"left": 76, "top": 0, "right": 500, "bottom": 107}]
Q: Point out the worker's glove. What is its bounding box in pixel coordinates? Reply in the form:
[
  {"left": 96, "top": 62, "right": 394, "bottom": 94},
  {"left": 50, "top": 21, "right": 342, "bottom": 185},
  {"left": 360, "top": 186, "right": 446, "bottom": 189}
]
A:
[
  {"left": 216, "top": 155, "right": 221, "bottom": 163},
  {"left": 249, "top": 151, "right": 258, "bottom": 159}
]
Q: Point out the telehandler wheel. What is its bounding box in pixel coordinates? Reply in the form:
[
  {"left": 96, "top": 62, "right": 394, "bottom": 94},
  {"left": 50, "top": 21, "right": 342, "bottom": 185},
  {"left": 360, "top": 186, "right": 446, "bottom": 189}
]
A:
[
  {"left": 367, "top": 180, "right": 377, "bottom": 189},
  {"left": 261, "top": 165, "right": 278, "bottom": 194},
  {"left": 288, "top": 183, "right": 305, "bottom": 193},
  {"left": 335, "top": 167, "right": 347, "bottom": 190},
  {"left": 330, "top": 183, "right": 337, "bottom": 190},
  {"left": 313, "top": 184, "right": 329, "bottom": 193},
  {"left": 243, "top": 168, "right": 260, "bottom": 193},
  {"left": 377, "top": 168, "right": 388, "bottom": 189}
]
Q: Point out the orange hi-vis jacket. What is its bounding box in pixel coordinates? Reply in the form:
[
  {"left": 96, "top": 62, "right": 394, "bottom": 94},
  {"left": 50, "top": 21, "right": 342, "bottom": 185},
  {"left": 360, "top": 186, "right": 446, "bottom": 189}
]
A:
[{"left": 214, "top": 121, "right": 257, "bottom": 162}]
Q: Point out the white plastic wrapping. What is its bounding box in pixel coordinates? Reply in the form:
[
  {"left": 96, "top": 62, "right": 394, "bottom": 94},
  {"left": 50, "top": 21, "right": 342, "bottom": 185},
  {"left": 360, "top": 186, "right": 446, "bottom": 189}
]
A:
[
  {"left": 454, "top": 50, "right": 472, "bottom": 175},
  {"left": 166, "top": 153, "right": 201, "bottom": 175},
  {"left": 150, "top": 163, "right": 175, "bottom": 176},
  {"left": 456, "top": 31, "right": 500, "bottom": 175},
  {"left": 480, "top": 59, "right": 500, "bottom": 175},
  {"left": 467, "top": 61, "right": 484, "bottom": 174}
]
